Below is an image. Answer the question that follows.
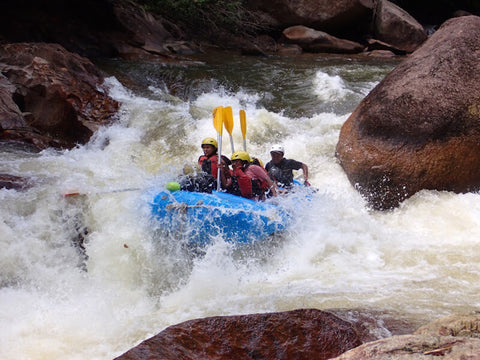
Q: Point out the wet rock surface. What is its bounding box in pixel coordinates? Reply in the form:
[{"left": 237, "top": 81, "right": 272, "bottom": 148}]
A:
[
  {"left": 336, "top": 15, "right": 480, "bottom": 209},
  {"left": 115, "top": 309, "right": 362, "bottom": 360}
]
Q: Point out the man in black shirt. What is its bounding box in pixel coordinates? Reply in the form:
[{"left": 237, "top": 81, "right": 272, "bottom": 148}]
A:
[{"left": 265, "top": 145, "right": 310, "bottom": 188}]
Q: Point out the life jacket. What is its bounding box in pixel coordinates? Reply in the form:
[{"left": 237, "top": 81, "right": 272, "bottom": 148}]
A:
[
  {"left": 198, "top": 154, "right": 219, "bottom": 178},
  {"left": 255, "top": 173, "right": 270, "bottom": 194},
  {"left": 231, "top": 166, "right": 266, "bottom": 200}
]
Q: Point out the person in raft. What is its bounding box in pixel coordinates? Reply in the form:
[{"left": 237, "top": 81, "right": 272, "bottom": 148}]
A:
[
  {"left": 197, "top": 137, "right": 232, "bottom": 190},
  {"left": 178, "top": 137, "right": 231, "bottom": 193},
  {"left": 265, "top": 144, "right": 310, "bottom": 189},
  {"left": 229, "top": 150, "right": 277, "bottom": 201}
]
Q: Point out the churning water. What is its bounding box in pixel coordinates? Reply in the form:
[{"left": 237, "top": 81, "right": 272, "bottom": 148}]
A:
[{"left": 1, "top": 53, "right": 480, "bottom": 360}]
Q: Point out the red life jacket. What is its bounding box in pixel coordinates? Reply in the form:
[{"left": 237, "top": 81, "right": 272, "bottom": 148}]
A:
[
  {"left": 253, "top": 169, "right": 270, "bottom": 193},
  {"left": 198, "top": 154, "right": 219, "bottom": 178},
  {"left": 231, "top": 166, "right": 266, "bottom": 199}
]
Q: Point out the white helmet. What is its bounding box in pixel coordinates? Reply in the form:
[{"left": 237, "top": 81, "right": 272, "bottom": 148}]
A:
[{"left": 270, "top": 145, "right": 284, "bottom": 154}]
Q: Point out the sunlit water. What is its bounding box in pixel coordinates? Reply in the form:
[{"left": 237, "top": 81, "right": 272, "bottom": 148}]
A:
[{"left": 1, "top": 53, "right": 480, "bottom": 360}]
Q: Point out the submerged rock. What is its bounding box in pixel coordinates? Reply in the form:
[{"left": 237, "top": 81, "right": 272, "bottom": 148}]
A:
[{"left": 0, "top": 173, "right": 30, "bottom": 190}]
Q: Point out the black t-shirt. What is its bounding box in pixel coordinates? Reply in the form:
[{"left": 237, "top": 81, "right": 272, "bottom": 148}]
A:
[{"left": 265, "top": 158, "right": 303, "bottom": 188}]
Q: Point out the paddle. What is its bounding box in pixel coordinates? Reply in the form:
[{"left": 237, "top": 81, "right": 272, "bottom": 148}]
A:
[
  {"left": 63, "top": 187, "right": 141, "bottom": 197},
  {"left": 212, "top": 106, "right": 224, "bottom": 191},
  {"left": 240, "top": 109, "right": 247, "bottom": 151},
  {"left": 223, "top": 106, "right": 235, "bottom": 153}
]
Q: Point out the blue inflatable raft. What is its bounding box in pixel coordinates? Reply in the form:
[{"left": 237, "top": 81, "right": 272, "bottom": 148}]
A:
[{"left": 150, "top": 190, "right": 290, "bottom": 244}]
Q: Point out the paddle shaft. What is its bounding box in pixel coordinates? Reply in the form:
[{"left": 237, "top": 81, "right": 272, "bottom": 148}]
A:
[
  {"left": 240, "top": 109, "right": 247, "bottom": 151},
  {"left": 64, "top": 187, "right": 141, "bottom": 197},
  {"left": 213, "top": 106, "right": 224, "bottom": 191},
  {"left": 217, "top": 134, "right": 222, "bottom": 191}
]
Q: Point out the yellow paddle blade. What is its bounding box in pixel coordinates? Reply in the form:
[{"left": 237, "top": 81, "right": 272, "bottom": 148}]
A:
[
  {"left": 213, "top": 106, "right": 223, "bottom": 135},
  {"left": 240, "top": 109, "right": 247, "bottom": 139},
  {"left": 223, "top": 106, "right": 234, "bottom": 135}
]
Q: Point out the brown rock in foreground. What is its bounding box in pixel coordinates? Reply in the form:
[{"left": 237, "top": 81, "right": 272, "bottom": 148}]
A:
[
  {"left": 414, "top": 313, "right": 480, "bottom": 338},
  {"left": 332, "top": 335, "right": 480, "bottom": 359},
  {"left": 335, "top": 15, "right": 480, "bottom": 210},
  {"left": 115, "top": 309, "right": 361, "bottom": 360},
  {"left": 0, "top": 42, "right": 119, "bottom": 150}
]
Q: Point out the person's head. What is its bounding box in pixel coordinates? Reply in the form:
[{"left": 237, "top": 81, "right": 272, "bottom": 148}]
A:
[
  {"left": 270, "top": 145, "right": 284, "bottom": 164},
  {"left": 231, "top": 150, "right": 251, "bottom": 168},
  {"left": 201, "top": 137, "right": 218, "bottom": 156},
  {"left": 251, "top": 157, "right": 264, "bottom": 167}
]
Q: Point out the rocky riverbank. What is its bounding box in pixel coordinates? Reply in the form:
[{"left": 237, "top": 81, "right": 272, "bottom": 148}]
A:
[{"left": 0, "top": 0, "right": 475, "bottom": 153}]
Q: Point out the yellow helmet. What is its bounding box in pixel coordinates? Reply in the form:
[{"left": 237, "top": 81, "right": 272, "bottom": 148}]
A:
[
  {"left": 231, "top": 150, "right": 251, "bottom": 162},
  {"left": 201, "top": 137, "right": 217, "bottom": 149},
  {"left": 251, "top": 157, "right": 264, "bottom": 167}
]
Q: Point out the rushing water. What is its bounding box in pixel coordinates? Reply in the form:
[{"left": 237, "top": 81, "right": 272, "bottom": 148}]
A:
[{"left": 1, "top": 52, "right": 480, "bottom": 360}]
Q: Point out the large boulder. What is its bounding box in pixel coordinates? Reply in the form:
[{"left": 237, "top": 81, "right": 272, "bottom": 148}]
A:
[
  {"left": 115, "top": 309, "right": 362, "bottom": 360},
  {"left": 335, "top": 15, "right": 480, "bottom": 210},
  {"left": 245, "top": 0, "right": 375, "bottom": 38},
  {"left": 0, "top": 42, "right": 119, "bottom": 150},
  {"left": 373, "top": 0, "right": 427, "bottom": 53},
  {"left": 283, "top": 25, "right": 365, "bottom": 53}
]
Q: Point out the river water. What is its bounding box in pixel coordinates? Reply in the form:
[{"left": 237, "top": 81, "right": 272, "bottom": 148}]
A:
[{"left": 1, "top": 52, "right": 480, "bottom": 360}]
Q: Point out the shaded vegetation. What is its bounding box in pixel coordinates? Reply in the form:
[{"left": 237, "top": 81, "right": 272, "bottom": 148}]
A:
[{"left": 135, "top": 0, "right": 270, "bottom": 41}]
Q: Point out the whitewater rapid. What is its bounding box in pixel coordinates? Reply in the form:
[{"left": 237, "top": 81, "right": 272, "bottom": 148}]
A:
[{"left": 1, "top": 61, "right": 480, "bottom": 360}]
